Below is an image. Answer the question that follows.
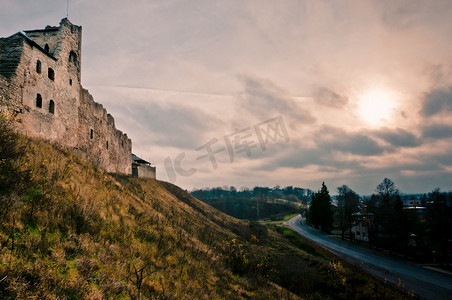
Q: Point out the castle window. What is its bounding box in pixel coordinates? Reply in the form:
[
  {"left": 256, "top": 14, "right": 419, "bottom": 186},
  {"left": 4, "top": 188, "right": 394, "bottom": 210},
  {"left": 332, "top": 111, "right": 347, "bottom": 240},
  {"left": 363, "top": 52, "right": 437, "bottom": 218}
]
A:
[
  {"left": 106, "top": 141, "right": 109, "bottom": 149},
  {"left": 90, "top": 129, "right": 93, "bottom": 139},
  {"left": 69, "top": 51, "right": 77, "bottom": 65},
  {"left": 48, "top": 68, "right": 55, "bottom": 81},
  {"left": 36, "top": 93, "right": 42, "bottom": 108},
  {"left": 44, "top": 44, "right": 49, "bottom": 52},
  {"left": 36, "top": 60, "right": 41, "bottom": 74},
  {"left": 49, "top": 100, "right": 55, "bottom": 114},
  {"left": 69, "top": 79, "right": 72, "bottom": 86}
]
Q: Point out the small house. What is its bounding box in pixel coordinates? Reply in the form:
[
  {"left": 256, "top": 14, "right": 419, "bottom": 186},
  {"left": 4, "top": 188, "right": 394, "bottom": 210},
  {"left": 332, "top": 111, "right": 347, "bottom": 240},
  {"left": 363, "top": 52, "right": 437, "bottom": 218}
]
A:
[{"left": 132, "top": 154, "right": 156, "bottom": 179}]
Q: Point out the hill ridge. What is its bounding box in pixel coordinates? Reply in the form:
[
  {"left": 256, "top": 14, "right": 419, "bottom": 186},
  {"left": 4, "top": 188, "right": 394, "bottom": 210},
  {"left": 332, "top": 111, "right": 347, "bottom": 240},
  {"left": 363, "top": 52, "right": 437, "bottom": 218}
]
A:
[{"left": 0, "top": 122, "right": 412, "bottom": 299}]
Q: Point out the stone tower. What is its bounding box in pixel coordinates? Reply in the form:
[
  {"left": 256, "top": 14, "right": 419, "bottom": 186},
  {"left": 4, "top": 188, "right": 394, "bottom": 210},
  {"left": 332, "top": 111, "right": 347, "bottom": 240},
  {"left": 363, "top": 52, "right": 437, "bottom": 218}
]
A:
[{"left": 0, "top": 19, "right": 133, "bottom": 174}]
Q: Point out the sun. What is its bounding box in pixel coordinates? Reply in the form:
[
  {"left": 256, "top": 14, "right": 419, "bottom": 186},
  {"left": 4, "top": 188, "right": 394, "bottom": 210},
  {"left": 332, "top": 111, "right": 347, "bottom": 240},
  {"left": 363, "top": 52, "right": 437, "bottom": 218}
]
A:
[{"left": 358, "top": 90, "right": 396, "bottom": 126}]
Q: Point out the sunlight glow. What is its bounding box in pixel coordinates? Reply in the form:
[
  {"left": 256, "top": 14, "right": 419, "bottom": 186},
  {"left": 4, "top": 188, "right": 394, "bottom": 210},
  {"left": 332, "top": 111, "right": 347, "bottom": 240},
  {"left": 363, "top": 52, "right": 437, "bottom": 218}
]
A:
[{"left": 358, "top": 90, "right": 396, "bottom": 126}]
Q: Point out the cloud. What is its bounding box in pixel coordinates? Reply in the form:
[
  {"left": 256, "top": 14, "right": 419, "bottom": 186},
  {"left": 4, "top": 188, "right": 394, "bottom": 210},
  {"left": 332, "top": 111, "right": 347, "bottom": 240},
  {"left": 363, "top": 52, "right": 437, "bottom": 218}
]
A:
[
  {"left": 373, "top": 128, "right": 422, "bottom": 148},
  {"left": 107, "top": 100, "right": 222, "bottom": 150},
  {"left": 421, "top": 123, "right": 452, "bottom": 139},
  {"left": 424, "top": 64, "right": 452, "bottom": 87},
  {"left": 276, "top": 146, "right": 362, "bottom": 170},
  {"left": 421, "top": 86, "right": 452, "bottom": 116},
  {"left": 328, "top": 134, "right": 384, "bottom": 156},
  {"left": 236, "top": 75, "right": 316, "bottom": 124},
  {"left": 379, "top": 0, "right": 452, "bottom": 30},
  {"left": 263, "top": 126, "right": 387, "bottom": 172},
  {"left": 315, "top": 126, "right": 385, "bottom": 156},
  {"left": 3, "top": 1, "right": 452, "bottom": 194},
  {"left": 436, "top": 152, "right": 452, "bottom": 166},
  {"left": 312, "top": 86, "right": 348, "bottom": 108}
]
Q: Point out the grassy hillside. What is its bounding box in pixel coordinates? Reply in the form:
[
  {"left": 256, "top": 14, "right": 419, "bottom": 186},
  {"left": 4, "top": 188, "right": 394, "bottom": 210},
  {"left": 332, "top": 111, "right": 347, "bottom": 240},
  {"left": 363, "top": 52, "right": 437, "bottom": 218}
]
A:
[{"left": 0, "top": 119, "right": 414, "bottom": 299}]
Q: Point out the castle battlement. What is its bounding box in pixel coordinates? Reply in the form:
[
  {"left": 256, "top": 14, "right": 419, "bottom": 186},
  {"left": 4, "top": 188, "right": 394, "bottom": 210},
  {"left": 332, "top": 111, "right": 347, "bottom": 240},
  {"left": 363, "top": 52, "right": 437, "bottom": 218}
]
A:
[{"left": 0, "top": 18, "right": 144, "bottom": 176}]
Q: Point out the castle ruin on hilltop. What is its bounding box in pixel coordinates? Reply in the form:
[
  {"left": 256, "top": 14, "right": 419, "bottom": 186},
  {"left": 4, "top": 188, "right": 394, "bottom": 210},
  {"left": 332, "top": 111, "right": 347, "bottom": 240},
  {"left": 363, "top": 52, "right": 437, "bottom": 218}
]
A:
[{"left": 0, "top": 18, "right": 155, "bottom": 178}]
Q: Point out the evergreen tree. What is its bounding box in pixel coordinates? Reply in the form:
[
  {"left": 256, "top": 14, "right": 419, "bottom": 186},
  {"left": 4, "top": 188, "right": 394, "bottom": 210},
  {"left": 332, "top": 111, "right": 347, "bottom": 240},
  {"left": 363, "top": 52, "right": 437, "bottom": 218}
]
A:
[{"left": 308, "top": 182, "right": 333, "bottom": 233}]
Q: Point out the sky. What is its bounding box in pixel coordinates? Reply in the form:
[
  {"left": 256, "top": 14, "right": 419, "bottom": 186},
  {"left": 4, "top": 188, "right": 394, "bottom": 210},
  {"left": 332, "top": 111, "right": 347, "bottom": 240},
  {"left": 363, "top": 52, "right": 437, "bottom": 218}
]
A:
[{"left": 1, "top": 0, "right": 452, "bottom": 195}]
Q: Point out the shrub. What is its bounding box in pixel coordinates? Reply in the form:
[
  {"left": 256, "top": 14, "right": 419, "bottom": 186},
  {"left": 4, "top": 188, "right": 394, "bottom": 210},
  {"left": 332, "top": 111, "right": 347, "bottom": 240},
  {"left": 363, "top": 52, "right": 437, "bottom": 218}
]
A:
[
  {"left": 63, "top": 201, "right": 102, "bottom": 235},
  {"left": 0, "top": 110, "right": 27, "bottom": 193}
]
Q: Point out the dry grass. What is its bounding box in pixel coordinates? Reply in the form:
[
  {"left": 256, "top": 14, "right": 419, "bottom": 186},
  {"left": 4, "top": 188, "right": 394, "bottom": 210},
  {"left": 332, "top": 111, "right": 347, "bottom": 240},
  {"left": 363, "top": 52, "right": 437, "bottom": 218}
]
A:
[{"left": 0, "top": 127, "right": 415, "bottom": 299}]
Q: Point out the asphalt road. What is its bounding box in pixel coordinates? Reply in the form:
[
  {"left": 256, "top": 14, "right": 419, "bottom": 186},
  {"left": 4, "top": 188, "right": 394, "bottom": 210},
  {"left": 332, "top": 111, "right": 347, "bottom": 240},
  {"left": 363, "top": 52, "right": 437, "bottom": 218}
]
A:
[{"left": 286, "top": 214, "right": 452, "bottom": 300}]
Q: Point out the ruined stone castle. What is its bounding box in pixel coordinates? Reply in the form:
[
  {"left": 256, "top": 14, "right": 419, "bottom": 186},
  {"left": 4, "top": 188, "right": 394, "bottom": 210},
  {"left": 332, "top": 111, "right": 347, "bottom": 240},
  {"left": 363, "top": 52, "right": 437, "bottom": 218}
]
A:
[{"left": 0, "top": 18, "right": 155, "bottom": 178}]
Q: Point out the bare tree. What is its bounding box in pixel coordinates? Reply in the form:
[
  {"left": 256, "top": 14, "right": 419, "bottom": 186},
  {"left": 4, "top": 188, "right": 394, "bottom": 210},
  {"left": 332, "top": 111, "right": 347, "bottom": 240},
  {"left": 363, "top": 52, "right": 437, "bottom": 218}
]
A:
[{"left": 336, "top": 185, "right": 360, "bottom": 241}]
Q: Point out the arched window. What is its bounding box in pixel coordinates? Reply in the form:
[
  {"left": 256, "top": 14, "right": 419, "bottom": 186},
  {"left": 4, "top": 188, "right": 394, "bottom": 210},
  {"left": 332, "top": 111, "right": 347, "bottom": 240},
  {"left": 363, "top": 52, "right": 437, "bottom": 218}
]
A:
[
  {"left": 49, "top": 100, "right": 55, "bottom": 114},
  {"left": 44, "top": 44, "right": 50, "bottom": 52},
  {"left": 69, "top": 79, "right": 72, "bottom": 86},
  {"left": 36, "top": 93, "right": 42, "bottom": 108},
  {"left": 36, "top": 60, "right": 41, "bottom": 74},
  {"left": 106, "top": 141, "right": 109, "bottom": 149},
  {"left": 90, "top": 129, "right": 94, "bottom": 139},
  {"left": 48, "top": 68, "right": 55, "bottom": 81}
]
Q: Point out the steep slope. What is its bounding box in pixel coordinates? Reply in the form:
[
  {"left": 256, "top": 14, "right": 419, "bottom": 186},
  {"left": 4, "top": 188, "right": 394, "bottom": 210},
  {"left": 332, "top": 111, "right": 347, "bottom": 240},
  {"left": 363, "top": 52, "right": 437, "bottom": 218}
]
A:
[{"left": 0, "top": 121, "right": 413, "bottom": 299}]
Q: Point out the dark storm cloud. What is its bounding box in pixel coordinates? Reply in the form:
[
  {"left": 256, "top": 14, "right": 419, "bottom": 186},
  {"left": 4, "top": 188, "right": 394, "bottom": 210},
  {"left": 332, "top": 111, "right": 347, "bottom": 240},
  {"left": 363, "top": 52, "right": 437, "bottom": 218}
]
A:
[
  {"left": 421, "top": 86, "right": 452, "bottom": 116},
  {"left": 422, "top": 152, "right": 452, "bottom": 166},
  {"left": 421, "top": 123, "right": 452, "bottom": 139},
  {"left": 261, "top": 126, "right": 386, "bottom": 172},
  {"left": 237, "top": 75, "right": 315, "bottom": 124},
  {"left": 277, "top": 147, "right": 326, "bottom": 169},
  {"left": 431, "top": 152, "right": 452, "bottom": 166},
  {"left": 276, "top": 146, "right": 362, "bottom": 170},
  {"left": 373, "top": 128, "right": 422, "bottom": 148},
  {"left": 268, "top": 125, "right": 438, "bottom": 174},
  {"left": 312, "top": 86, "right": 348, "bottom": 108},
  {"left": 325, "top": 134, "right": 384, "bottom": 156},
  {"left": 315, "top": 126, "right": 385, "bottom": 156}
]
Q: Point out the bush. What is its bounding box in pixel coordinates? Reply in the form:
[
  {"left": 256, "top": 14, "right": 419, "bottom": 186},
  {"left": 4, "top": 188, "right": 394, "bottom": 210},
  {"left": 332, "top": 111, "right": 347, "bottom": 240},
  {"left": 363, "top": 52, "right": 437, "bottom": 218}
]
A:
[
  {"left": 63, "top": 201, "right": 102, "bottom": 235},
  {"left": 0, "top": 110, "right": 27, "bottom": 193}
]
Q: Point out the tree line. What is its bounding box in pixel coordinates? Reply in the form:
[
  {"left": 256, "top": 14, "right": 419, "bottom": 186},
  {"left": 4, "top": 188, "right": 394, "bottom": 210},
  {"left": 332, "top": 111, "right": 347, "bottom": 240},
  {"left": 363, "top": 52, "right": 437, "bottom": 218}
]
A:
[
  {"left": 191, "top": 186, "right": 311, "bottom": 220},
  {"left": 307, "top": 178, "right": 452, "bottom": 266}
]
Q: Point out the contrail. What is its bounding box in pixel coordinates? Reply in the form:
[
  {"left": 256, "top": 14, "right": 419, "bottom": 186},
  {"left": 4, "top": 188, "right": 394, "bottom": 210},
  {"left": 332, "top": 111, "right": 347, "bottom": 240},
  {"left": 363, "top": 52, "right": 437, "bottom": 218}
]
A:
[{"left": 97, "top": 84, "right": 232, "bottom": 97}]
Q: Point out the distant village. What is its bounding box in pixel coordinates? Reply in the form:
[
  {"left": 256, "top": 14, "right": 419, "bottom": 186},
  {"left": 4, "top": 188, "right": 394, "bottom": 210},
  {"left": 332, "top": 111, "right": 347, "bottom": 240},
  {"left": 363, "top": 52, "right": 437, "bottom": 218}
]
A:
[{"left": 192, "top": 181, "right": 452, "bottom": 264}]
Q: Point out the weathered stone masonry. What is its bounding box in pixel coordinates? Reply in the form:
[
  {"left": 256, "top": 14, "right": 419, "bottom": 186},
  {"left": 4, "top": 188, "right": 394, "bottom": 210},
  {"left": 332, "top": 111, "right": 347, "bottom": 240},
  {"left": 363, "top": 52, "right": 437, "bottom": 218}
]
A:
[{"left": 0, "top": 19, "right": 134, "bottom": 175}]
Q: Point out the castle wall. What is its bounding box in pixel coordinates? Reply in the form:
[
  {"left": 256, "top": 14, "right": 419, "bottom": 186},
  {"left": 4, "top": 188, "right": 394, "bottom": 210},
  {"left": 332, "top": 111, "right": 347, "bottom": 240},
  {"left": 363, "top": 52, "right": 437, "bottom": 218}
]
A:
[
  {"left": 0, "top": 35, "right": 23, "bottom": 80},
  {"left": 0, "top": 36, "right": 26, "bottom": 109},
  {"left": 18, "top": 39, "right": 80, "bottom": 147},
  {"left": 78, "top": 88, "right": 132, "bottom": 174},
  {"left": 25, "top": 19, "right": 82, "bottom": 83},
  {"left": 0, "top": 74, "right": 11, "bottom": 108},
  {"left": 132, "top": 164, "right": 156, "bottom": 179},
  {"left": 24, "top": 29, "right": 60, "bottom": 56}
]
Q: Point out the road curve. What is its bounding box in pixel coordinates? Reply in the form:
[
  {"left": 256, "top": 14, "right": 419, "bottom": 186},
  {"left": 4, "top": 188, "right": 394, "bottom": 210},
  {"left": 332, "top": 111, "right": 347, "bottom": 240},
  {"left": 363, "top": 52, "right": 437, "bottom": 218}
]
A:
[{"left": 286, "top": 214, "right": 452, "bottom": 300}]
